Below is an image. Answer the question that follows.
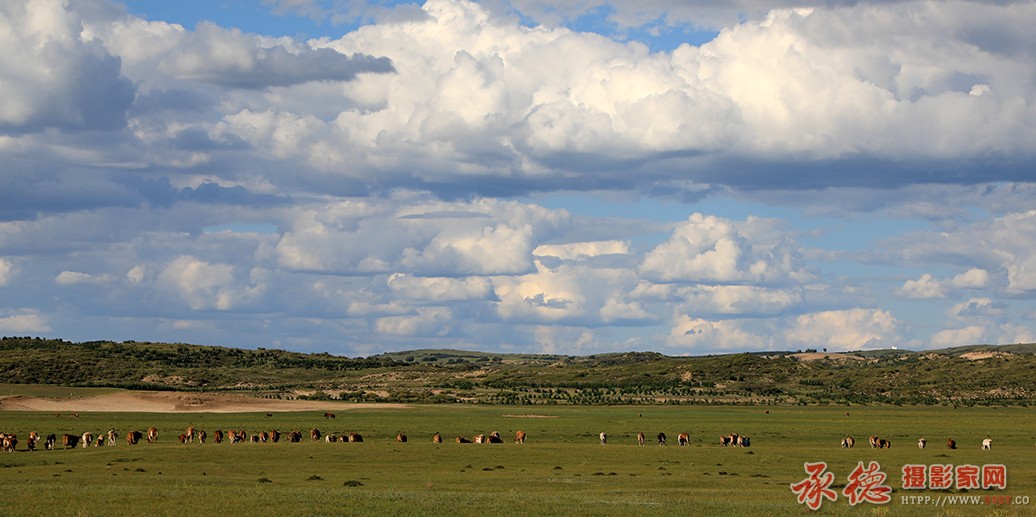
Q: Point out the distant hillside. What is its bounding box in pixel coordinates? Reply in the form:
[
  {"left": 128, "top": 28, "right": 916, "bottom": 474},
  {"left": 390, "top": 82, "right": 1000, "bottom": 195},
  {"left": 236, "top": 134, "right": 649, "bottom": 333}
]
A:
[{"left": 2, "top": 337, "right": 1035, "bottom": 406}]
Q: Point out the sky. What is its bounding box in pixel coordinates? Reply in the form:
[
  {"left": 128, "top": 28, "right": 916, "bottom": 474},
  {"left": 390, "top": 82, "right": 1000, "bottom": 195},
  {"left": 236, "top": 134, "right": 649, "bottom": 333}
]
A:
[{"left": 1, "top": 0, "right": 1035, "bottom": 357}]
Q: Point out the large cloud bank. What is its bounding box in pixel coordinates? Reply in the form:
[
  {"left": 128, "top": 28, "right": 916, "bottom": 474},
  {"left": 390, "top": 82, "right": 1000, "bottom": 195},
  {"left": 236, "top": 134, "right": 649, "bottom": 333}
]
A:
[{"left": 0, "top": 0, "right": 1033, "bottom": 355}]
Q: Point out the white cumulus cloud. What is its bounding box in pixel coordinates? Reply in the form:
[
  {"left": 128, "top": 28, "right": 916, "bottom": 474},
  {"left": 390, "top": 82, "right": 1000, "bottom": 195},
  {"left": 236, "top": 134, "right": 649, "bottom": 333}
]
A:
[{"left": 785, "top": 308, "right": 900, "bottom": 351}]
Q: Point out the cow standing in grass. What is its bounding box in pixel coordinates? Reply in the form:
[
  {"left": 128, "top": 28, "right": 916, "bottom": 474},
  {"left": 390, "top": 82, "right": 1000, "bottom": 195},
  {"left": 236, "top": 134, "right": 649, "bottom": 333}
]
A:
[
  {"left": 2, "top": 434, "right": 16, "bottom": 452},
  {"left": 146, "top": 427, "right": 158, "bottom": 444},
  {"left": 637, "top": 432, "right": 645, "bottom": 446},
  {"left": 678, "top": 433, "right": 689, "bottom": 446},
  {"left": 514, "top": 431, "right": 526, "bottom": 444}
]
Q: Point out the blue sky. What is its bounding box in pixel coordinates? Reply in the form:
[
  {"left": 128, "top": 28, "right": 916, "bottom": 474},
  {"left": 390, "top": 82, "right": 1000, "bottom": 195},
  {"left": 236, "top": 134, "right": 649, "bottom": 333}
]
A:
[{"left": 1, "top": 0, "right": 1034, "bottom": 356}]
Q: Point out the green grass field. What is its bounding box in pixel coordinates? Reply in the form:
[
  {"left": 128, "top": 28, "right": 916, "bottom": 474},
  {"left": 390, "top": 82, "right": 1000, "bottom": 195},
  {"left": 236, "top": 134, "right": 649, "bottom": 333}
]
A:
[{"left": 1, "top": 405, "right": 1034, "bottom": 516}]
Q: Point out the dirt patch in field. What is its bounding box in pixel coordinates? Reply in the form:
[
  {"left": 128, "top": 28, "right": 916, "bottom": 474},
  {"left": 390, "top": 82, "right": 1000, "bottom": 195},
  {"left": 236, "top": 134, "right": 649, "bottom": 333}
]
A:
[
  {"left": 502, "top": 414, "right": 559, "bottom": 419},
  {"left": 789, "top": 352, "right": 864, "bottom": 362},
  {"left": 0, "top": 391, "right": 409, "bottom": 413},
  {"left": 960, "top": 351, "right": 1011, "bottom": 361}
]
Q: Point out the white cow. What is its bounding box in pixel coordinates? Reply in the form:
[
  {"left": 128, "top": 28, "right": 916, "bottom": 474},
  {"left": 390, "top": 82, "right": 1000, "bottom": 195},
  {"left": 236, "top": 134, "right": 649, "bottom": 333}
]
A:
[
  {"left": 918, "top": 438, "right": 927, "bottom": 449},
  {"left": 982, "top": 438, "right": 992, "bottom": 450},
  {"left": 599, "top": 432, "right": 607, "bottom": 445}
]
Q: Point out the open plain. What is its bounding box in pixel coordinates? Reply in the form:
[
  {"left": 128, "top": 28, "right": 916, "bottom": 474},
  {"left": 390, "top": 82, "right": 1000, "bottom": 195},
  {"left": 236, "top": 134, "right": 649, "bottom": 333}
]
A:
[{"left": 1, "top": 389, "right": 1034, "bottom": 516}]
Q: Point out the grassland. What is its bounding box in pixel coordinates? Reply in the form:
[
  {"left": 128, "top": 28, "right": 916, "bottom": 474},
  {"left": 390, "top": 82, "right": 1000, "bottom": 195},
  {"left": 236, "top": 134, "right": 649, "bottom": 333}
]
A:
[{"left": 1, "top": 404, "right": 1035, "bottom": 516}]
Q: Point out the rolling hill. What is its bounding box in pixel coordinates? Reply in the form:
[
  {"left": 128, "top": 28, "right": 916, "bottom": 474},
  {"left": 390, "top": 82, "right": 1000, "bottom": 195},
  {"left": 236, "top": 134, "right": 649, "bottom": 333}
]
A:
[{"left": 2, "top": 336, "right": 1035, "bottom": 406}]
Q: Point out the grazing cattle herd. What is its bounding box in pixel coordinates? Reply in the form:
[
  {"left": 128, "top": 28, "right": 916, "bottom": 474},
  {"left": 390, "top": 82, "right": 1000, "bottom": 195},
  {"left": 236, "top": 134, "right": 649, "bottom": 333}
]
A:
[{"left": 0, "top": 411, "right": 1021, "bottom": 454}]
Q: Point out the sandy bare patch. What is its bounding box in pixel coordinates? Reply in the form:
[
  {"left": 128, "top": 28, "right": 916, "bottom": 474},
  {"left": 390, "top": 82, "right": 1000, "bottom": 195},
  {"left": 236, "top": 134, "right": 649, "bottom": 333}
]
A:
[
  {"left": 790, "top": 352, "right": 864, "bottom": 362},
  {"left": 502, "top": 414, "right": 559, "bottom": 419},
  {"left": 960, "top": 351, "right": 1011, "bottom": 361},
  {"left": 0, "top": 391, "right": 409, "bottom": 413}
]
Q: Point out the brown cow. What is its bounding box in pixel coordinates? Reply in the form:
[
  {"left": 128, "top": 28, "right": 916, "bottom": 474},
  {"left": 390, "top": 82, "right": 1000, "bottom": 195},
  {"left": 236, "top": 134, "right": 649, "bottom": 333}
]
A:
[
  {"left": 473, "top": 434, "right": 486, "bottom": 444},
  {"left": 396, "top": 433, "right": 407, "bottom": 443},
  {"left": 947, "top": 438, "right": 957, "bottom": 449},
  {"left": 260, "top": 431, "right": 269, "bottom": 443},
  {"left": 869, "top": 435, "right": 879, "bottom": 448},
  {"left": 81, "top": 432, "right": 93, "bottom": 448},
  {"left": 94, "top": 434, "right": 105, "bottom": 447},
  {"left": 515, "top": 431, "right": 526, "bottom": 444},
  {"left": 126, "top": 430, "right": 142, "bottom": 445},
  {"left": 269, "top": 430, "right": 281, "bottom": 443},
  {"left": 324, "top": 412, "right": 335, "bottom": 419},
  {"left": 720, "top": 434, "right": 732, "bottom": 447},
  {"left": 637, "top": 432, "right": 645, "bottom": 446},
  {"left": 326, "top": 434, "right": 338, "bottom": 443},
  {"left": 27, "top": 431, "right": 40, "bottom": 452},
  {"left": 456, "top": 436, "right": 471, "bottom": 443},
  {"left": 107, "top": 429, "right": 118, "bottom": 446},
  {"left": 347, "top": 433, "right": 362, "bottom": 443},
  {"left": 841, "top": 436, "right": 855, "bottom": 449},
  {"left": 433, "top": 433, "right": 443, "bottom": 443},
  {"left": 310, "top": 428, "right": 321, "bottom": 442},
  {"left": 738, "top": 435, "right": 751, "bottom": 447},
  {"left": 146, "top": 427, "right": 158, "bottom": 444},
  {"left": 288, "top": 431, "right": 303, "bottom": 443},
  {"left": 213, "top": 430, "right": 224, "bottom": 444},
  {"left": 197, "top": 430, "right": 207, "bottom": 444},
  {"left": 185, "top": 426, "right": 196, "bottom": 444},
  {"left": 878, "top": 438, "right": 891, "bottom": 449},
  {"left": 2, "top": 434, "right": 17, "bottom": 452},
  {"left": 178, "top": 434, "right": 188, "bottom": 444},
  {"left": 678, "top": 433, "right": 689, "bottom": 446},
  {"left": 63, "top": 433, "right": 79, "bottom": 449},
  {"left": 487, "top": 432, "right": 503, "bottom": 444}
]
